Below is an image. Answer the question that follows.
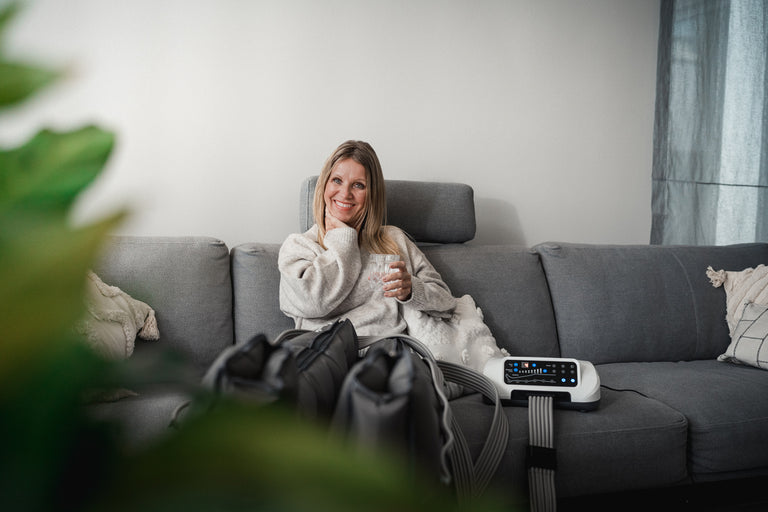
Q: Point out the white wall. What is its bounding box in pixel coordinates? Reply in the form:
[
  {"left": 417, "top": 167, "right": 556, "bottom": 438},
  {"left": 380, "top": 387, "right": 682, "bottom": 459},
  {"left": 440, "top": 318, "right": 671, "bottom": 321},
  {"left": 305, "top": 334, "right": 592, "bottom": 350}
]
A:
[{"left": 1, "top": 0, "right": 659, "bottom": 248}]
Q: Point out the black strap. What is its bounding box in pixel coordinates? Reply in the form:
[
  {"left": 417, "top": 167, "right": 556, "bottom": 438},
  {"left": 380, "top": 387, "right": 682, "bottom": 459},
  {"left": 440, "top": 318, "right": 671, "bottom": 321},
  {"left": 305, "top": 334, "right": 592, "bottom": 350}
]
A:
[{"left": 526, "top": 445, "right": 557, "bottom": 471}]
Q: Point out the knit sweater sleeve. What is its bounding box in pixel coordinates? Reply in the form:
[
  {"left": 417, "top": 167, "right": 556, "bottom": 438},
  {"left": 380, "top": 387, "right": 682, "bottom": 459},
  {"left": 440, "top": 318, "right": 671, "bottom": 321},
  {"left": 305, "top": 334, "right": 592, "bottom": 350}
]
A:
[
  {"left": 392, "top": 228, "right": 456, "bottom": 318},
  {"left": 278, "top": 226, "right": 362, "bottom": 319}
]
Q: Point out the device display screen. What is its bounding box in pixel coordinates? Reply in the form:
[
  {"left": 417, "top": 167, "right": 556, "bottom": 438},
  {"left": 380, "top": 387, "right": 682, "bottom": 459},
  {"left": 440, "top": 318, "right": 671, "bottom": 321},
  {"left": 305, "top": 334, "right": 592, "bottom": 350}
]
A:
[{"left": 504, "top": 359, "right": 578, "bottom": 387}]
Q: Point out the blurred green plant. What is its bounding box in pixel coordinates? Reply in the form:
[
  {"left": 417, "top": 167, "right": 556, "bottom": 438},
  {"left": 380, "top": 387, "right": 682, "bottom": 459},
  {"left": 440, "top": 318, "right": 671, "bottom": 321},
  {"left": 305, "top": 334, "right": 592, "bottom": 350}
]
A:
[
  {"left": 0, "top": 1, "right": 57, "bottom": 109},
  {"left": 0, "top": 3, "right": 512, "bottom": 512},
  {"left": 0, "top": 2, "right": 125, "bottom": 510}
]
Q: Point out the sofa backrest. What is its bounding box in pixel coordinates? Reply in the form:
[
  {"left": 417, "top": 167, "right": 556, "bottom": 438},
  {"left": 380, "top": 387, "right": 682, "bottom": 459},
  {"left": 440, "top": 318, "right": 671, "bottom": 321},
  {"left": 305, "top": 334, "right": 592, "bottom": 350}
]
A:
[
  {"left": 299, "top": 176, "right": 476, "bottom": 244},
  {"left": 231, "top": 241, "right": 561, "bottom": 357},
  {"left": 95, "top": 236, "right": 234, "bottom": 373},
  {"left": 231, "top": 242, "right": 294, "bottom": 344},
  {"left": 536, "top": 242, "right": 768, "bottom": 364},
  {"left": 422, "top": 244, "right": 560, "bottom": 357}
]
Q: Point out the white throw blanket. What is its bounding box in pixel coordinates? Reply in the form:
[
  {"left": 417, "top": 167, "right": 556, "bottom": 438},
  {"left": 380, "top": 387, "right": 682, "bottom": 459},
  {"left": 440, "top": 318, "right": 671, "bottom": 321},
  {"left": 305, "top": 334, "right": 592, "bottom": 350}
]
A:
[{"left": 403, "top": 294, "right": 510, "bottom": 373}]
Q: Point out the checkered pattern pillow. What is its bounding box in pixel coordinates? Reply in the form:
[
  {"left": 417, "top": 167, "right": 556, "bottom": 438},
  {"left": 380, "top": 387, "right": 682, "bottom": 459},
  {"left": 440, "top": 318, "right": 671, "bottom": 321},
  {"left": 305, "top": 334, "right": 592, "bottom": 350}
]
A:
[
  {"left": 719, "top": 301, "right": 768, "bottom": 370},
  {"left": 707, "top": 264, "right": 768, "bottom": 336}
]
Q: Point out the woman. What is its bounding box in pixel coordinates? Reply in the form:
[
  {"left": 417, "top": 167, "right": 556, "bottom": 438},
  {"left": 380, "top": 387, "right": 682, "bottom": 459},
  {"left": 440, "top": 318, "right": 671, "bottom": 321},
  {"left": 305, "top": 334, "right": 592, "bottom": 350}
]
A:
[{"left": 278, "top": 140, "right": 507, "bottom": 370}]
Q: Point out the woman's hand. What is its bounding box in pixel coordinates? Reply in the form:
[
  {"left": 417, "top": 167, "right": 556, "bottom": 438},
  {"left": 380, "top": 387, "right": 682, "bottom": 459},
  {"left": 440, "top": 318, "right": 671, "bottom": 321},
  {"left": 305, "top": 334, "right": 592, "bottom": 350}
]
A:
[
  {"left": 325, "top": 207, "right": 349, "bottom": 231},
  {"left": 383, "top": 261, "right": 412, "bottom": 301}
]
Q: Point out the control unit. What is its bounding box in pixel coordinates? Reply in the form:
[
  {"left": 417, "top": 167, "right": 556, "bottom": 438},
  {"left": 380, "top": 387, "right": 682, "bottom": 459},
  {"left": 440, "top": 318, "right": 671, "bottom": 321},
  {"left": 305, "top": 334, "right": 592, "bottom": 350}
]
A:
[{"left": 482, "top": 356, "right": 600, "bottom": 411}]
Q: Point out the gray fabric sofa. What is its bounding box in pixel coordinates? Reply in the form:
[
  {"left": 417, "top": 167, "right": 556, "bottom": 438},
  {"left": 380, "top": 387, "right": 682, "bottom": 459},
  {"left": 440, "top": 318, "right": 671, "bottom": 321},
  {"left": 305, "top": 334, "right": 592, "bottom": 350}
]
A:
[{"left": 90, "top": 180, "right": 768, "bottom": 504}]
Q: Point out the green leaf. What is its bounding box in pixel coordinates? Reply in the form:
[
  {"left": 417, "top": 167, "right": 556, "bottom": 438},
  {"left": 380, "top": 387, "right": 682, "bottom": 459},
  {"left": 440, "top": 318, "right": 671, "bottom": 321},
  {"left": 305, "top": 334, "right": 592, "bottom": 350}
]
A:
[
  {"left": 0, "top": 60, "right": 60, "bottom": 109},
  {"left": 0, "top": 126, "right": 115, "bottom": 212},
  {"left": 0, "top": 2, "right": 61, "bottom": 109},
  {"left": 0, "top": 1, "right": 21, "bottom": 43},
  {"left": 0, "top": 338, "right": 119, "bottom": 512},
  {"left": 0, "top": 210, "right": 125, "bottom": 389},
  {"left": 92, "top": 402, "right": 498, "bottom": 512}
]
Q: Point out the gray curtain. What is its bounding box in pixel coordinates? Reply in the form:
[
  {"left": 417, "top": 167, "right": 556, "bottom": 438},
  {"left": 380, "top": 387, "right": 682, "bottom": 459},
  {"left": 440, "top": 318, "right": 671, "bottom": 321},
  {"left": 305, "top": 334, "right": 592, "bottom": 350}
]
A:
[{"left": 651, "top": 0, "right": 768, "bottom": 245}]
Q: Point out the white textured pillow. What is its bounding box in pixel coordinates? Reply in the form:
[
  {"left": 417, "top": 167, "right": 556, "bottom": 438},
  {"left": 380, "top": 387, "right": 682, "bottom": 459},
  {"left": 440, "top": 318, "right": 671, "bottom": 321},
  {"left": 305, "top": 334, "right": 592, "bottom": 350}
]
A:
[
  {"left": 718, "top": 301, "right": 768, "bottom": 370},
  {"left": 76, "top": 270, "right": 159, "bottom": 360},
  {"left": 402, "top": 294, "right": 509, "bottom": 373},
  {"left": 707, "top": 264, "right": 768, "bottom": 336}
]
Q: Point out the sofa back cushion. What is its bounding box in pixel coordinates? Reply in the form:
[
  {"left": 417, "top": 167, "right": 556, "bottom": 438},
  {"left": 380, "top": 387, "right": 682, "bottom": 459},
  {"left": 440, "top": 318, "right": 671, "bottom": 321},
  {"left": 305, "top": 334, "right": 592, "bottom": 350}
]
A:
[
  {"left": 536, "top": 242, "right": 768, "bottom": 363},
  {"left": 231, "top": 242, "right": 560, "bottom": 358},
  {"left": 95, "top": 236, "right": 233, "bottom": 373},
  {"left": 300, "top": 176, "right": 476, "bottom": 244},
  {"left": 231, "top": 243, "right": 294, "bottom": 344},
  {"left": 422, "top": 244, "right": 560, "bottom": 357}
]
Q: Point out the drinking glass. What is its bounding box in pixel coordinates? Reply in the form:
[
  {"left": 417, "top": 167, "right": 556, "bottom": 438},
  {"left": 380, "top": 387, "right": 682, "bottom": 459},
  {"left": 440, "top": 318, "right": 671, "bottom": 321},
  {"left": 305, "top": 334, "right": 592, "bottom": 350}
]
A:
[{"left": 366, "top": 253, "right": 399, "bottom": 293}]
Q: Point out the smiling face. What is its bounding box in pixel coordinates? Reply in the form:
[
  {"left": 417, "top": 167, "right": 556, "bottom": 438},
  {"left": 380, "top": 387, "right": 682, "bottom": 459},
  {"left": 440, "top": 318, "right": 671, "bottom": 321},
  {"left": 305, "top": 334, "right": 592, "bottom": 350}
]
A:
[{"left": 323, "top": 158, "right": 367, "bottom": 228}]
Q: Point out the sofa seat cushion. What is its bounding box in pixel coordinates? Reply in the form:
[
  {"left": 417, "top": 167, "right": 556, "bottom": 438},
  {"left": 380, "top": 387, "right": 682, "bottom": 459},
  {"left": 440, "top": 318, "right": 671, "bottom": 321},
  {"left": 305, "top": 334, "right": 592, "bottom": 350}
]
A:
[
  {"left": 450, "top": 387, "right": 688, "bottom": 498},
  {"left": 597, "top": 360, "right": 768, "bottom": 477},
  {"left": 86, "top": 386, "right": 192, "bottom": 450}
]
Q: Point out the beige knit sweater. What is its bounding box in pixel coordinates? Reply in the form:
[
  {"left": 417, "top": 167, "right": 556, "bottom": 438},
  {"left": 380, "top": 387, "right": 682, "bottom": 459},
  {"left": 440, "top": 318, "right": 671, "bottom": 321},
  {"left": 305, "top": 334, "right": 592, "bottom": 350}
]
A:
[
  {"left": 279, "top": 225, "right": 510, "bottom": 371},
  {"left": 278, "top": 224, "right": 456, "bottom": 336}
]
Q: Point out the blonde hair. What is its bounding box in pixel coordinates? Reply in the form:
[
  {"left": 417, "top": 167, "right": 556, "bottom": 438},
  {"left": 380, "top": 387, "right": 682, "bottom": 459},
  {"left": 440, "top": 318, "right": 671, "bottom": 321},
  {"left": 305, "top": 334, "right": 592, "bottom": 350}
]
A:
[{"left": 314, "top": 140, "right": 399, "bottom": 255}]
